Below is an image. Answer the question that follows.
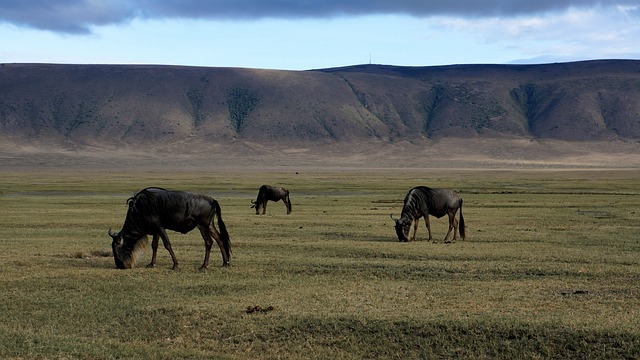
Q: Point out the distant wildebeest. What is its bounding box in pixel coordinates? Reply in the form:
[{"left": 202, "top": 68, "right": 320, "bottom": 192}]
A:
[
  {"left": 108, "top": 187, "right": 231, "bottom": 270},
  {"left": 251, "top": 185, "right": 291, "bottom": 215},
  {"left": 390, "top": 186, "right": 465, "bottom": 243}
]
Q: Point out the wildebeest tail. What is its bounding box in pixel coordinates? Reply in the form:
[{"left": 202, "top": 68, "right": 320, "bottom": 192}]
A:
[
  {"left": 459, "top": 199, "right": 466, "bottom": 240},
  {"left": 285, "top": 190, "right": 292, "bottom": 213},
  {"left": 214, "top": 200, "right": 231, "bottom": 258}
]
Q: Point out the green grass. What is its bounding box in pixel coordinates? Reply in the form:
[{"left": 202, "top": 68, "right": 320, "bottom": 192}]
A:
[{"left": 1, "top": 169, "right": 639, "bottom": 359}]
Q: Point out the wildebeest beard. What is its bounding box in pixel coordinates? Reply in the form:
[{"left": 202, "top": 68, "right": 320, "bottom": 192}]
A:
[{"left": 109, "top": 228, "right": 148, "bottom": 269}]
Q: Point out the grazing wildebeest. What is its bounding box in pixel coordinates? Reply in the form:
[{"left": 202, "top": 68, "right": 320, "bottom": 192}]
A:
[
  {"left": 251, "top": 185, "right": 291, "bottom": 215},
  {"left": 108, "top": 187, "right": 230, "bottom": 270},
  {"left": 390, "top": 186, "right": 465, "bottom": 243}
]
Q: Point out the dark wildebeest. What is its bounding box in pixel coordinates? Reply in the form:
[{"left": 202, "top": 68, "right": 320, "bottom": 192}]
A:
[
  {"left": 390, "top": 186, "right": 465, "bottom": 243},
  {"left": 108, "top": 187, "right": 231, "bottom": 270},
  {"left": 251, "top": 185, "right": 291, "bottom": 215}
]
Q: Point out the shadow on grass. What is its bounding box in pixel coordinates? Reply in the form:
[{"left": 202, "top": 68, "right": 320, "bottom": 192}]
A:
[{"left": 260, "top": 316, "right": 640, "bottom": 359}]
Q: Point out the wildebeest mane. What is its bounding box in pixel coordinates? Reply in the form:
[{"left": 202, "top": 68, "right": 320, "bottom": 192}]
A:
[
  {"left": 112, "top": 189, "right": 158, "bottom": 268},
  {"left": 402, "top": 187, "right": 443, "bottom": 219}
]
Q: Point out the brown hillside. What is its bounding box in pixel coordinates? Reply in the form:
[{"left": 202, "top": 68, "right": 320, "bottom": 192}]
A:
[
  {"left": 1, "top": 61, "right": 640, "bottom": 167},
  {"left": 320, "top": 60, "right": 640, "bottom": 140}
]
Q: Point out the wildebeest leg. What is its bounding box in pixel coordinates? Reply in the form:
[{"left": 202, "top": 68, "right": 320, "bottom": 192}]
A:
[
  {"left": 262, "top": 200, "right": 267, "bottom": 214},
  {"left": 146, "top": 234, "right": 160, "bottom": 268},
  {"left": 213, "top": 225, "right": 230, "bottom": 267},
  {"left": 200, "top": 224, "right": 229, "bottom": 269},
  {"left": 197, "top": 226, "right": 214, "bottom": 271},
  {"left": 452, "top": 213, "right": 459, "bottom": 241},
  {"left": 158, "top": 228, "right": 179, "bottom": 270},
  {"left": 443, "top": 212, "right": 457, "bottom": 243},
  {"left": 411, "top": 218, "right": 419, "bottom": 242},
  {"left": 425, "top": 215, "right": 434, "bottom": 242}
]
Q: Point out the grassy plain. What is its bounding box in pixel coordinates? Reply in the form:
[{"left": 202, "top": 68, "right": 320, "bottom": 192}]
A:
[{"left": 0, "top": 168, "right": 639, "bottom": 359}]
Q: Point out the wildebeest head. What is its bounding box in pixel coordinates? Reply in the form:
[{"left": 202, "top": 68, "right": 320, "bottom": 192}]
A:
[
  {"left": 108, "top": 228, "right": 126, "bottom": 269},
  {"left": 390, "top": 215, "right": 410, "bottom": 242},
  {"left": 250, "top": 199, "right": 262, "bottom": 215}
]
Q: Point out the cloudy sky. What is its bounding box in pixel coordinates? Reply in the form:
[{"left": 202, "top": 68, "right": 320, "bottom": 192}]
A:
[{"left": 1, "top": 1, "right": 639, "bottom": 70}]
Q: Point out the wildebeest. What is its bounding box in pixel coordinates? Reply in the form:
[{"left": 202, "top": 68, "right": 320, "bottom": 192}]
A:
[
  {"left": 251, "top": 185, "right": 291, "bottom": 215},
  {"left": 390, "top": 186, "right": 465, "bottom": 243},
  {"left": 108, "top": 187, "right": 230, "bottom": 270}
]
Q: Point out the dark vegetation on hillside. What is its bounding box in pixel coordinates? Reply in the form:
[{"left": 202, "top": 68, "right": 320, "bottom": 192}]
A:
[{"left": 1, "top": 60, "right": 639, "bottom": 147}]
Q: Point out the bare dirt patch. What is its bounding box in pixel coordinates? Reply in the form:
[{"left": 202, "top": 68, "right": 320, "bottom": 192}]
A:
[{"left": 1, "top": 136, "right": 639, "bottom": 172}]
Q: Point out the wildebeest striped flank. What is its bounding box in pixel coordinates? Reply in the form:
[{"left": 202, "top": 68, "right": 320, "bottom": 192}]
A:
[
  {"left": 108, "top": 187, "right": 230, "bottom": 270},
  {"left": 391, "top": 186, "right": 465, "bottom": 242}
]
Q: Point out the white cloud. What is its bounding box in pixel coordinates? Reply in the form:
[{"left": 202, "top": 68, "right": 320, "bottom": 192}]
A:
[{"left": 426, "top": 6, "right": 640, "bottom": 62}]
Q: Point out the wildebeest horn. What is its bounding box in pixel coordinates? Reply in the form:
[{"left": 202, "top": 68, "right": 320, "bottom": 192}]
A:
[
  {"left": 251, "top": 200, "right": 256, "bottom": 204},
  {"left": 389, "top": 214, "right": 398, "bottom": 221},
  {"left": 108, "top": 228, "right": 116, "bottom": 237}
]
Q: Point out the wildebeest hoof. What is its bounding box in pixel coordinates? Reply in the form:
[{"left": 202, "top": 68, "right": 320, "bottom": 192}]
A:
[
  {"left": 146, "top": 263, "right": 155, "bottom": 268},
  {"left": 222, "top": 262, "right": 230, "bottom": 267}
]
